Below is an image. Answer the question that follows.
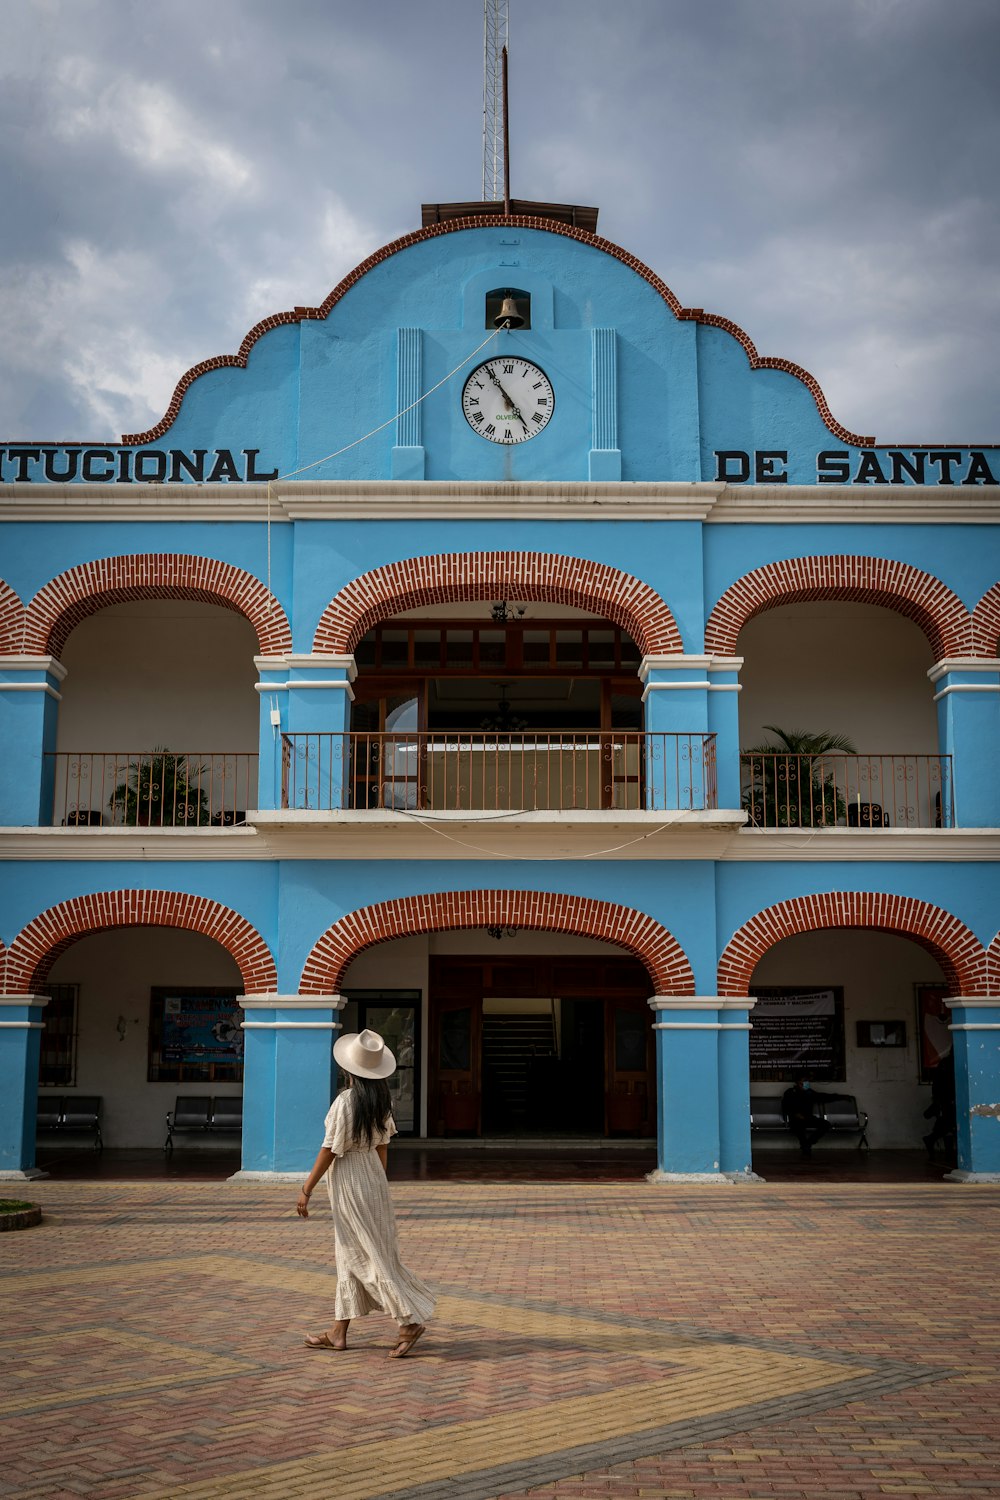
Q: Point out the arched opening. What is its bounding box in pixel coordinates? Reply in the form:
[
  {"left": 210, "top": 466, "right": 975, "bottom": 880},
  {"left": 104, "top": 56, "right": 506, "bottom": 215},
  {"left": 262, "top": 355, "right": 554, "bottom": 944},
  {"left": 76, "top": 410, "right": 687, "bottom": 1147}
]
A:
[
  {"left": 348, "top": 600, "right": 645, "bottom": 811},
  {"left": 737, "top": 603, "right": 945, "bottom": 829},
  {"left": 36, "top": 927, "right": 245, "bottom": 1155},
  {"left": 746, "top": 928, "right": 952, "bottom": 1160},
  {"left": 51, "top": 599, "right": 259, "bottom": 827}
]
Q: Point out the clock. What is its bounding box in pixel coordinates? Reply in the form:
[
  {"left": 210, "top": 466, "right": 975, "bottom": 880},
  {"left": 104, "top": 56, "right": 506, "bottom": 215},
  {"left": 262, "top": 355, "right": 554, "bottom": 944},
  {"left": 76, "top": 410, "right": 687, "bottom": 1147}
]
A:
[{"left": 462, "top": 357, "right": 554, "bottom": 443}]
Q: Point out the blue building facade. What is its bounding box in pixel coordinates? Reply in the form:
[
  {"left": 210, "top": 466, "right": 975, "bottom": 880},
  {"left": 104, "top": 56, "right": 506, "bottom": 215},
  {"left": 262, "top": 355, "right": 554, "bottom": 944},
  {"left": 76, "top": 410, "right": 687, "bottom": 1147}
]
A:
[{"left": 2, "top": 205, "right": 998, "bottom": 1181}]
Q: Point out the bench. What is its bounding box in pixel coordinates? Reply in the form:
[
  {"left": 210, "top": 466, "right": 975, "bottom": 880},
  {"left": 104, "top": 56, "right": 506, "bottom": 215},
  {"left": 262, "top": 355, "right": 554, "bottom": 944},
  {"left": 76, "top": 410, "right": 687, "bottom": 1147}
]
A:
[
  {"left": 36, "top": 1094, "right": 103, "bottom": 1151},
  {"left": 164, "top": 1095, "right": 243, "bottom": 1152},
  {"left": 750, "top": 1093, "right": 869, "bottom": 1150}
]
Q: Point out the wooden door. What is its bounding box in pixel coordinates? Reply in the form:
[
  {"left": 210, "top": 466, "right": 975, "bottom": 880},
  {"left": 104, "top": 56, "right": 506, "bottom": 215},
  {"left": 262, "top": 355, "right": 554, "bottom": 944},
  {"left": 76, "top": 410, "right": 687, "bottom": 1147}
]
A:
[
  {"left": 605, "top": 992, "right": 655, "bottom": 1136},
  {"left": 429, "top": 991, "right": 482, "bottom": 1136}
]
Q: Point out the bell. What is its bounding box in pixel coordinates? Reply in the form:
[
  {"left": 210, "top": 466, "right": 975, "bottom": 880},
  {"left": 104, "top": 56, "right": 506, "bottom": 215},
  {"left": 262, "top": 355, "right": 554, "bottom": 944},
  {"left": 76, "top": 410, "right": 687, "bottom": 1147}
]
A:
[{"left": 494, "top": 294, "right": 524, "bottom": 329}]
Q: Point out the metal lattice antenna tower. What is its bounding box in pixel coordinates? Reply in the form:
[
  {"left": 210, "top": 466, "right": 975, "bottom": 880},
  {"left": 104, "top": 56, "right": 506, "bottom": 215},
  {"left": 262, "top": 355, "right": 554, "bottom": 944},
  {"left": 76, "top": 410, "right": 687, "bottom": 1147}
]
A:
[{"left": 482, "top": 0, "right": 509, "bottom": 201}]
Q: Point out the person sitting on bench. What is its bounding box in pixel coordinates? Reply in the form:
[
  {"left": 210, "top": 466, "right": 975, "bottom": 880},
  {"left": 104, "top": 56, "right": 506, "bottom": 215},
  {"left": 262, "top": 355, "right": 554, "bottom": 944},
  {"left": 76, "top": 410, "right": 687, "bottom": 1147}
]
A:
[{"left": 781, "top": 1076, "right": 830, "bottom": 1157}]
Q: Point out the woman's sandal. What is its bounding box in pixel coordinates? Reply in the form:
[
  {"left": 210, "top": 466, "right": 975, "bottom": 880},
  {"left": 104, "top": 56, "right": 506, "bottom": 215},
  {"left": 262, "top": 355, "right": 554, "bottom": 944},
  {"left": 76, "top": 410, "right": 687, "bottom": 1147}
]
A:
[
  {"left": 388, "top": 1324, "right": 425, "bottom": 1359},
  {"left": 304, "top": 1332, "right": 348, "bottom": 1351}
]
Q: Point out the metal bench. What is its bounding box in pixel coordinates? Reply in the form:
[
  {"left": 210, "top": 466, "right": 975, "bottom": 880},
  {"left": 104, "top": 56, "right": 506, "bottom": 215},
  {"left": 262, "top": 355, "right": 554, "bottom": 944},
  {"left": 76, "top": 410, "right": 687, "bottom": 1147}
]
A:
[
  {"left": 36, "top": 1094, "right": 103, "bottom": 1151},
  {"left": 164, "top": 1095, "right": 243, "bottom": 1152},
  {"left": 750, "top": 1092, "right": 869, "bottom": 1150}
]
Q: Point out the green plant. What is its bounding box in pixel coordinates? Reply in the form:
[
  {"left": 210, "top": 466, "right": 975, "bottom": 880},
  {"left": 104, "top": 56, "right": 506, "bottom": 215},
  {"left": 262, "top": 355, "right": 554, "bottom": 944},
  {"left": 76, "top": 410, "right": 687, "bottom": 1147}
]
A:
[
  {"left": 109, "top": 749, "right": 210, "bottom": 827},
  {"left": 741, "top": 726, "right": 857, "bottom": 828}
]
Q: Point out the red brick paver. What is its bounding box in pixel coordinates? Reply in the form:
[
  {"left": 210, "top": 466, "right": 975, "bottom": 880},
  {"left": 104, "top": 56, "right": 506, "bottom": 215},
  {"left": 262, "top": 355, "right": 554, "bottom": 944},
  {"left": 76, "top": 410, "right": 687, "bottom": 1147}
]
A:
[{"left": 1, "top": 1177, "right": 998, "bottom": 1499}]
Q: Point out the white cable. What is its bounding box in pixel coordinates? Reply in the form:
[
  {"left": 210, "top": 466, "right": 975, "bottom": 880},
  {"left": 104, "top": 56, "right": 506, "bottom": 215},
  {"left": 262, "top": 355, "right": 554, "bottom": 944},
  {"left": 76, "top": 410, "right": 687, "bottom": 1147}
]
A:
[{"left": 393, "top": 808, "right": 676, "bottom": 860}]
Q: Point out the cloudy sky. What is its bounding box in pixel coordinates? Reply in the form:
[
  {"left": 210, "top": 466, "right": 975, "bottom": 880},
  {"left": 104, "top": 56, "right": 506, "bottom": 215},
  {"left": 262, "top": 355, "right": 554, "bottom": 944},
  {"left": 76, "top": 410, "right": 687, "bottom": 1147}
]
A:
[{"left": 2, "top": 0, "right": 998, "bottom": 445}]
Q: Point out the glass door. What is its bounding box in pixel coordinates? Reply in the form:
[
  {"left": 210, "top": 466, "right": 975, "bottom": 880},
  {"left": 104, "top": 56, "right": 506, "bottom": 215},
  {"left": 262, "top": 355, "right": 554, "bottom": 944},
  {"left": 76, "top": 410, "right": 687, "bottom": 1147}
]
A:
[{"left": 339, "top": 991, "right": 419, "bottom": 1134}]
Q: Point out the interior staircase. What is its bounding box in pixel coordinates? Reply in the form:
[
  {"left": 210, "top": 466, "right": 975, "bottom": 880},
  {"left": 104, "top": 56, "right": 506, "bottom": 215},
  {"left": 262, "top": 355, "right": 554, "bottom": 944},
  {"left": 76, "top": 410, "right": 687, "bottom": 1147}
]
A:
[{"left": 481, "top": 1013, "right": 557, "bottom": 1130}]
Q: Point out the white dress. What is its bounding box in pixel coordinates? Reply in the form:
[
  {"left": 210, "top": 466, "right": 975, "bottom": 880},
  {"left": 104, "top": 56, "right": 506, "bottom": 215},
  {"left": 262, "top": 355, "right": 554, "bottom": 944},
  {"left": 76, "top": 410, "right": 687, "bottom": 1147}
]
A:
[{"left": 321, "top": 1090, "right": 435, "bottom": 1325}]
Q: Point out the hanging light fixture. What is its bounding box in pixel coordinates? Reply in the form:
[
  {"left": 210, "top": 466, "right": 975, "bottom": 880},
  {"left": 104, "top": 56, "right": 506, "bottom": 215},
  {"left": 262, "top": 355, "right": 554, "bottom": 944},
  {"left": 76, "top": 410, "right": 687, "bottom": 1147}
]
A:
[{"left": 486, "top": 924, "right": 519, "bottom": 941}]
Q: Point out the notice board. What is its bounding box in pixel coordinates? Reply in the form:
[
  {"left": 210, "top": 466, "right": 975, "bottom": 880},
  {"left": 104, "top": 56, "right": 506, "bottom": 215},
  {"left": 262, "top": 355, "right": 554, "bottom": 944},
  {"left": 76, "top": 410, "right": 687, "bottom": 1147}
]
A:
[{"left": 748, "top": 987, "right": 845, "bottom": 1081}]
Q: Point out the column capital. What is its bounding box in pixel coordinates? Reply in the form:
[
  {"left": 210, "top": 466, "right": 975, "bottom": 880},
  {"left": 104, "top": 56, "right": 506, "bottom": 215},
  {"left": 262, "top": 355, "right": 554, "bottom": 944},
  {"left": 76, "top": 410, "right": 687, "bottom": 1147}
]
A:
[
  {"left": 0, "top": 995, "right": 50, "bottom": 1008},
  {"left": 254, "top": 654, "right": 357, "bottom": 680},
  {"left": 927, "top": 658, "right": 1000, "bottom": 682},
  {"left": 648, "top": 995, "right": 756, "bottom": 1011},
  {"left": 238, "top": 993, "right": 346, "bottom": 1010},
  {"left": 640, "top": 655, "right": 743, "bottom": 680}
]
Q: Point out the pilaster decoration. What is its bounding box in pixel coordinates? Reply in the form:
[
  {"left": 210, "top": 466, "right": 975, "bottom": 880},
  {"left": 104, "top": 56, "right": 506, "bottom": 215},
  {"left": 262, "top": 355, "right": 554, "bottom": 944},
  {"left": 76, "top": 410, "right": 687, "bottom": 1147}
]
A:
[
  {"left": 589, "top": 328, "right": 621, "bottom": 480},
  {"left": 0, "top": 656, "right": 67, "bottom": 700},
  {"left": 717, "top": 893, "right": 988, "bottom": 999},
  {"left": 254, "top": 655, "right": 358, "bottom": 696},
  {"left": 703, "top": 556, "right": 972, "bottom": 659},
  {"left": 312, "top": 553, "right": 683, "bottom": 657},
  {"left": 22, "top": 555, "right": 292, "bottom": 657},
  {"left": 943, "top": 996, "right": 1000, "bottom": 1029},
  {"left": 301, "top": 891, "right": 694, "bottom": 995},
  {"left": 396, "top": 328, "right": 422, "bottom": 448},
  {"left": 5, "top": 892, "right": 277, "bottom": 995},
  {"left": 639, "top": 656, "right": 743, "bottom": 697}
]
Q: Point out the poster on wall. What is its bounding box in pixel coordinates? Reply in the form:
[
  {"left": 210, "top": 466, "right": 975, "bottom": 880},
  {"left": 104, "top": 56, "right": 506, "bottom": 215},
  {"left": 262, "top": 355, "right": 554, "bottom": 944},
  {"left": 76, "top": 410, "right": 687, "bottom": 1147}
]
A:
[
  {"left": 149, "top": 987, "right": 243, "bottom": 1081},
  {"left": 915, "top": 983, "right": 952, "bottom": 1082},
  {"left": 749, "top": 987, "right": 844, "bottom": 1081}
]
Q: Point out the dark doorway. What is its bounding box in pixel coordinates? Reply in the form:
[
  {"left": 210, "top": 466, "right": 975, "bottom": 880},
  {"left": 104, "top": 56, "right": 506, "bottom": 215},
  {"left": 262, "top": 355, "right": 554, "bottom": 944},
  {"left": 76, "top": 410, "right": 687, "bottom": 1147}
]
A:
[{"left": 429, "top": 955, "right": 654, "bottom": 1138}]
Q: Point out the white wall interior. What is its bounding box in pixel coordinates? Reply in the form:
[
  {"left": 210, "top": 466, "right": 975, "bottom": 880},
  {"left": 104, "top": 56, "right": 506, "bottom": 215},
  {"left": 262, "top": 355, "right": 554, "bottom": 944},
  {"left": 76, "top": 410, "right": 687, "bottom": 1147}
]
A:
[
  {"left": 56, "top": 601, "right": 259, "bottom": 752},
  {"left": 738, "top": 603, "right": 938, "bottom": 754},
  {"left": 45, "top": 927, "right": 244, "bottom": 1149},
  {"left": 750, "top": 928, "right": 945, "bottom": 1149}
]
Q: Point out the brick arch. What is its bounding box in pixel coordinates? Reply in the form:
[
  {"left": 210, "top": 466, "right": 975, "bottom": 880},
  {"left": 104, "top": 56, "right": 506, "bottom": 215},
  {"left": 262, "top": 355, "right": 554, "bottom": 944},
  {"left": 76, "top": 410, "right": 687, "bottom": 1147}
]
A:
[
  {"left": 717, "top": 892, "right": 987, "bottom": 998},
  {"left": 300, "top": 891, "right": 695, "bottom": 995},
  {"left": 0, "top": 579, "right": 24, "bottom": 653},
  {"left": 313, "top": 553, "right": 683, "bottom": 657},
  {"left": 22, "top": 555, "right": 292, "bottom": 658},
  {"left": 704, "top": 556, "right": 972, "bottom": 660},
  {"left": 971, "top": 584, "right": 1000, "bottom": 657},
  {"left": 4, "top": 891, "right": 277, "bottom": 996}
]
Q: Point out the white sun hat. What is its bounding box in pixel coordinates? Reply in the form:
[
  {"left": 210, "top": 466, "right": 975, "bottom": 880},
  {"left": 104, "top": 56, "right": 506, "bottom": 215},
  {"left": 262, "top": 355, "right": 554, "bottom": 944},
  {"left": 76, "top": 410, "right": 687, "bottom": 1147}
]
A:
[{"left": 333, "top": 1027, "right": 397, "bottom": 1080}]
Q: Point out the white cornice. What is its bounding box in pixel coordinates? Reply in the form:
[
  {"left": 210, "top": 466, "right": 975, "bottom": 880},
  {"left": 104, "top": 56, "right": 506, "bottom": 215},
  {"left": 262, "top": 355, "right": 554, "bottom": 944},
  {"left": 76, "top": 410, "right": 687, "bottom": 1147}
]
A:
[
  {"left": 1, "top": 480, "right": 997, "bottom": 525},
  {"left": 0, "top": 818, "right": 997, "bottom": 862},
  {"left": 0, "top": 656, "right": 68, "bottom": 680},
  {"left": 927, "top": 659, "right": 1000, "bottom": 682}
]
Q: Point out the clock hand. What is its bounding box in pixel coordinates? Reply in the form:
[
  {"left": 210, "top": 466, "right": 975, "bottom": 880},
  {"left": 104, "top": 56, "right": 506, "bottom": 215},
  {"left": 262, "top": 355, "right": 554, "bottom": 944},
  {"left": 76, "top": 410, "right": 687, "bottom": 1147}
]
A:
[{"left": 485, "top": 365, "right": 519, "bottom": 412}]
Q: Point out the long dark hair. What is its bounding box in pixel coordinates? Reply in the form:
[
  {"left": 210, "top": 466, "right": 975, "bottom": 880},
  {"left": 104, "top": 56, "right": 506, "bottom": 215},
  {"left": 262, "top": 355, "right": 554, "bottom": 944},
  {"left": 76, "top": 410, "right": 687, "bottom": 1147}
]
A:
[{"left": 348, "top": 1075, "right": 393, "bottom": 1148}]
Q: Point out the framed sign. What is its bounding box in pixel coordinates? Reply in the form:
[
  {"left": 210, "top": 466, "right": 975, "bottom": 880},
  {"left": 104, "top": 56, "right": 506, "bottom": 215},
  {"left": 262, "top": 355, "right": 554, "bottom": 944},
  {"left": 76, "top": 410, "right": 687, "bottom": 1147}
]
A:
[
  {"left": 749, "top": 986, "right": 845, "bottom": 1082},
  {"left": 148, "top": 987, "right": 243, "bottom": 1082},
  {"left": 856, "top": 1020, "right": 907, "bottom": 1049}
]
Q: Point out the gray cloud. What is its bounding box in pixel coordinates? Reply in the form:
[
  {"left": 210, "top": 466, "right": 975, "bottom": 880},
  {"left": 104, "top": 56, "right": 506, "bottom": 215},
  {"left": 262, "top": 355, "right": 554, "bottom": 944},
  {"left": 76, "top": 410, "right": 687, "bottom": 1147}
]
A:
[{"left": 2, "top": 0, "right": 998, "bottom": 444}]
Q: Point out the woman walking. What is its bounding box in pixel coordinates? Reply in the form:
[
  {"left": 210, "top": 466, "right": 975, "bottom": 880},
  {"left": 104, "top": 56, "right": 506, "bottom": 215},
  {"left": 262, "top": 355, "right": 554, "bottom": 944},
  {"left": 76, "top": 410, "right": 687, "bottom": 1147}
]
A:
[{"left": 296, "top": 1028, "right": 435, "bottom": 1359}]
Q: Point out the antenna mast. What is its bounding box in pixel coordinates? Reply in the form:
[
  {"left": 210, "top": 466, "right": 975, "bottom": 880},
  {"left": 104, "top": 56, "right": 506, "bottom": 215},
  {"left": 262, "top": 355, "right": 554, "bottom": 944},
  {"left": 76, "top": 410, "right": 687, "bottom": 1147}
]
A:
[{"left": 482, "top": 0, "right": 509, "bottom": 202}]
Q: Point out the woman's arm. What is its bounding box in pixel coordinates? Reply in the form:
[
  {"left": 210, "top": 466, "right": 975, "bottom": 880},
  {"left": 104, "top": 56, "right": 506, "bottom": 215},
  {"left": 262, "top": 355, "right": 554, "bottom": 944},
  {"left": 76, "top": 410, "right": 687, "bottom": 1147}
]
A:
[
  {"left": 376, "top": 1143, "right": 388, "bottom": 1173},
  {"left": 296, "top": 1146, "right": 335, "bottom": 1217}
]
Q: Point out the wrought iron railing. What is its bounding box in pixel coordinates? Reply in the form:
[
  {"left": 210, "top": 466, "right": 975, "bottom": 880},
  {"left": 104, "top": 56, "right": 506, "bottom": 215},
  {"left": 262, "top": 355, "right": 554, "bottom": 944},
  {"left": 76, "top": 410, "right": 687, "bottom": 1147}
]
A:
[
  {"left": 47, "top": 751, "right": 258, "bottom": 827},
  {"left": 740, "top": 752, "right": 954, "bottom": 829},
  {"left": 281, "top": 731, "right": 718, "bottom": 813}
]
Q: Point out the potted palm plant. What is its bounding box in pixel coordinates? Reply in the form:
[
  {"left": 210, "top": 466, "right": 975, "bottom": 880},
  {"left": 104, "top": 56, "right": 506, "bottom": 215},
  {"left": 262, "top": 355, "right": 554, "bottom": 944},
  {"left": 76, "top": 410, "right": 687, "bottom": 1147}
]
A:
[
  {"left": 742, "top": 726, "right": 856, "bottom": 828},
  {"left": 109, "top": 749, "right": 210, "bottom": 827}
]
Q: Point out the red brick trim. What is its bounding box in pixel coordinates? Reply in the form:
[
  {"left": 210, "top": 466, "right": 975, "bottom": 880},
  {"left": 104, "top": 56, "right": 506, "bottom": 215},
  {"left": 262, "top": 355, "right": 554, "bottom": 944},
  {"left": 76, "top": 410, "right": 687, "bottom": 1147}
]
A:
[
  {"left": 121, "top": 216, "right": 875, "bottom": 450},
  {"left": 22, "top": 555, "right": 292, "bottom": 657},
  {"left": 313, "top": 552, "right": 682, "bottom": 656},
  {"left": 717, "top": 893, "right": 987, "bottom": 998},
  {"left": 985, "top": 932, "right": 1000, "bottom": 992},
  {"left": 704, "top": 556, "right": 971, "bottom": 660},
  {"left": 0, "top": 580, "right": 24, "bottom": 653},
  {"left": 4, "top": 890, "right": 277, "bottom": 995},
  {"left": 971, "top": 584, "right": 1000, "bottom": 657},
  {"left": 300, "top": 890, "right": 695, "bottom": 995}
]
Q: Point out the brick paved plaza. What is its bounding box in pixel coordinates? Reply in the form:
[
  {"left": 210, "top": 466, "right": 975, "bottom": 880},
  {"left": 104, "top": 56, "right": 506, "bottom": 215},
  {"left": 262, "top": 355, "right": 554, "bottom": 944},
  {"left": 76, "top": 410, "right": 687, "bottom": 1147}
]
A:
[{"left": 2, "top": 1170, "right": 999, "bottom": 1500}]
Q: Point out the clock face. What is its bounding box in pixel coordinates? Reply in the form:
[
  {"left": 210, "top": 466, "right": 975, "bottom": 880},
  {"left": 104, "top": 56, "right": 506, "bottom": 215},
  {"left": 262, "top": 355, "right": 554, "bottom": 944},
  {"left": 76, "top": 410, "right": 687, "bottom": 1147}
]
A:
[{"left": 462, "top": 358, "right": 554, "bottom": 443}]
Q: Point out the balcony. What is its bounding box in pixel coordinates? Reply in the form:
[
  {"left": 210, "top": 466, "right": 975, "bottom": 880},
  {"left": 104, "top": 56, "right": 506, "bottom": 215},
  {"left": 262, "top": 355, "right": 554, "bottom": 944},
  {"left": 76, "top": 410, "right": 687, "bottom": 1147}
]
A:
[
  {"left": 281, "top": 731, "right": 718, "bottom": 813},
  {"left": 46, "top": 751, "right": 258, "bottom": 827},
  {"left": 740, "top": 752, "right": 954, "bottom": 829}
]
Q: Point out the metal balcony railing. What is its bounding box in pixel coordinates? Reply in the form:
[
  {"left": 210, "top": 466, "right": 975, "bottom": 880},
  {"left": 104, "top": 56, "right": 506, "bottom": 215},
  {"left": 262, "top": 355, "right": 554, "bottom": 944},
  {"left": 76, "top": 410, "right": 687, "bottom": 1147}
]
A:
[
  {"left": 740, "top": 752, "right": 954, "bottom": 829},
  {"left": 47, "top": 751, "right": 258, "bottom": 827},
  {"left": 282, "top": 731, "right": 718, "bottom": 813}
]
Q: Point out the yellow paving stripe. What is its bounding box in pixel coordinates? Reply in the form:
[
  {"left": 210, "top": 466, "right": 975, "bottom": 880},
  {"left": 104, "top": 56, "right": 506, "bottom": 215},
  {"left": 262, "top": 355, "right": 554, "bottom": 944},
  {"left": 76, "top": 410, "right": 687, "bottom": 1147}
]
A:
[
  {"left": 0, "top": 1328, "right": 247, "bottom": 1416},
  {"left": 129, "top": 1347, "right": 865, "bottom": 1500}
]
